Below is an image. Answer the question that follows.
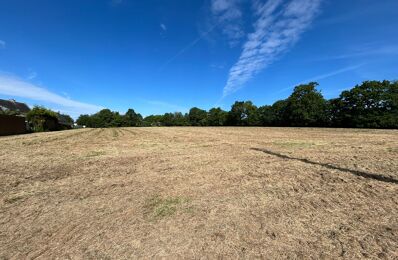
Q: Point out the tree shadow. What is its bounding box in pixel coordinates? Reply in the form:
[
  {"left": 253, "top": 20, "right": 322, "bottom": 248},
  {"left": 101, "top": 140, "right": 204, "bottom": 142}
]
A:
[{"left": 251, "top": 148, "right": 398, "bottom": 185}]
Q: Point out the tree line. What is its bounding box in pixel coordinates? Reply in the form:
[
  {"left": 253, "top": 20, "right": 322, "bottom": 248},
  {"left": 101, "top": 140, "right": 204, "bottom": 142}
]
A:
[{"left": 76, "top": 80, "right": 398, "bottom": 129}]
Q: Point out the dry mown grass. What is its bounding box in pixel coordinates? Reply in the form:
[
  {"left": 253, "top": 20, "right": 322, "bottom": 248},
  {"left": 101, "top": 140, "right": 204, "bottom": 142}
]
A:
[{"left": 0, "top": 127, "right": 397, "bottom": 259}]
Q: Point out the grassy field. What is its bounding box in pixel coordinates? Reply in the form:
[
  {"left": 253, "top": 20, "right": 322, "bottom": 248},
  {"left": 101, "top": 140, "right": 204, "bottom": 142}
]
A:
[{"left": 1, "top": 127, "right": 397, "bottom": 258}]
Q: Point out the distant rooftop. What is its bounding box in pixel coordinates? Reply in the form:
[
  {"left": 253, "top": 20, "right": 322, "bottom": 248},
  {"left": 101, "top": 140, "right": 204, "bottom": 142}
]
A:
[{"left": 0, "top": 99, "right": 31, "bottom": 114}]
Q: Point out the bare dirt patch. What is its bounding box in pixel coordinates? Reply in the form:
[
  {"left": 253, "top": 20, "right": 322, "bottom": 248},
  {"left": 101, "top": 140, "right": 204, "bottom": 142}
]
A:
[{"left": 0, "top": 127, "right": 397, "bottom": 258}]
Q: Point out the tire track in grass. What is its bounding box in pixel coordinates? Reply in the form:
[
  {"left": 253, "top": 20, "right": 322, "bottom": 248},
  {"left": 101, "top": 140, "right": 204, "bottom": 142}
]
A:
[
  {"left": 112, "top": 128, "right": 119, "bottom": 139},
  {"left": 0, "top": 129, "right": 89, "bottom": 145},
  {"left": 116, "top": 128, "right": 124, "bottom": 138},
  {"left": 120, "top": 128, "right": 139, "bottom": 136},
  {"left": 58, "top": 128, "right": 103, "bottom": 146},
  {"left": 17, "top": 129, "right": 95, "bottom": 146}
]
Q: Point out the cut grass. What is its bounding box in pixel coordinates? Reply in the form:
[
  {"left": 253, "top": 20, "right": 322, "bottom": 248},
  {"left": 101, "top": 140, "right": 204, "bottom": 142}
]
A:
[
  {"left": 86, "top": 150, "right": 107, "bottom": 157},
  {"left": 4, "top": 190, "right": 39, "bottom": 204},
  {"left": 272, "top": 140, "right": 325, "bottom": 148},
  {"left": 0, "top": 127, "right": 397, "bottom": 259},
  {"left": 4, "top": 195, "right": 25, "bottom": 204},
  {"left": 112, "top": 129, "right": 119, "bottom": 138},
  {"left": 144, "top": 196, "right": 190, "bottom": 219}
]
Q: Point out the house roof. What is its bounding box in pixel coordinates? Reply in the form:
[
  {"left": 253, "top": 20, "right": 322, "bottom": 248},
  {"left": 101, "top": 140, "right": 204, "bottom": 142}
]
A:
[
  {"left": 0, "top": 99, "right": 31, "bottom": 114},
  {"left": 57, "top": 114, "right": 73, "bottom": 126}
]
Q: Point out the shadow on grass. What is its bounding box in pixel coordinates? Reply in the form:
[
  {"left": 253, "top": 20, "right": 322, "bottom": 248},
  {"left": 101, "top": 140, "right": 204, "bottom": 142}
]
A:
[{"left": 251, "top": 148, "right": 398, "bottom": 185}]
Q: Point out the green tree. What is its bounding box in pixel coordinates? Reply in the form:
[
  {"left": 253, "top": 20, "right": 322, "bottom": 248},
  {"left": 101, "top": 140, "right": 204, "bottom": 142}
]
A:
[
  {"left": 227, "top": 101, "right": 259, "bottom": 126},
  {"left": 257, "top": 105, "right": 275, "bottom": 126},
  {"left": 76, "top": 114, "right": 92, "bottom": 127},
  {"left": 111, "top": 112, "right": 125, "bottom": 127},
  {"left": 161, "top": 113, "right": 175, "bottom": 126},
  {"left": 92, "top": 109, "right": 116, "bottom": 127},
  {"left": 124, "top": 109, "right": 143, "bottom": 127},
  {"left": 26, "top": 106, "right": 59, "bottom": 132},
  {"left": 207, "top": 107, "right": 228, "bottom": 126},
  {"left": 188, "top": 107, "right": 208, "bottom": 126},
  {"left": 284, "top": 82, "right": 327, "bottom": 126},
  {"left": 332, "top": 80, "right": 398, "bottom": 128},
  {"left": 161, "top": 112, "right": 189, "bottom": 126},
  {"left": 271, "top": 100, "right": 288, "bottom": 126},
  {"left": 143, "top": 115, "right": 163, "bottom": 126},
  {"left": 174, "top": 112, "right": 189, "bottom": 126}
]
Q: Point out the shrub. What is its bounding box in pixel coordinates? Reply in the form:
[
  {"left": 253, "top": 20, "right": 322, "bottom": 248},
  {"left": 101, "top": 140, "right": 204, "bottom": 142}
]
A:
[{"left": 26, "top": 106, "right": 59, "bottom": 132}]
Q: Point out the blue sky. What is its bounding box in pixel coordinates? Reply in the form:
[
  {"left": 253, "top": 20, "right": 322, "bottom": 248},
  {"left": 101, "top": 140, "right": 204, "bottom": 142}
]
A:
[{"left": 0, "top": 0, "right": 397, "bottom": 118}]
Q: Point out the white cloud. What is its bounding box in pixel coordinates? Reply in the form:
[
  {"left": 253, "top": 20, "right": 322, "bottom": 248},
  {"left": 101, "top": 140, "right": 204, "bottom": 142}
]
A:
[
  {"left": 275, "top": 64, "right": 364, "bottom": 95},
  {"left": 0, "top": 74, "right": 103, "bottom": 118},
  {"left": 160, "top": 23, "right": 167, "bottom": 32},
  {"left": 160, "top": 0, "right": 240, "bottom": 70},
  {"left": 321, "top": 45, "right": 398, "bottom": 60},
  {"left": 0, "top": 40, "right": 5, "bottom": 49},
  {"left": 222, "top": 0, "right": 322, "bottom": 97},
  {"left": 211, "top": 0, "right": 244, "bottom": 45},
  {"left": 298, "top": 64, "right": 364, "bottom": 83},
  {"left": 159, "top": 22, "right": 219, "bottom": 71}
]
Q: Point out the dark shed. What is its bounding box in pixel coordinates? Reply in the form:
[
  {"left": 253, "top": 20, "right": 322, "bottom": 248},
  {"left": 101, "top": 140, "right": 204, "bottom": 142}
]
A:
[{"left": 0, "top": 114, "right": 27, "bottom": 136}]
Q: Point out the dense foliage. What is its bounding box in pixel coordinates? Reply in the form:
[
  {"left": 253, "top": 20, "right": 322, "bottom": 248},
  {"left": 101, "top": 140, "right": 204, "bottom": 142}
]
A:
[
  {"left": 77, "top": 109, "right": 143, "bottom": 128},
  {"left": 76, "top": 80, "right": 398, "bottom": 129},
  {"left": 25, "top": 106, "right": 75, "bottom": 132},
  {"left": 26, "top": 106, "right": 60, "bottom": 132}
]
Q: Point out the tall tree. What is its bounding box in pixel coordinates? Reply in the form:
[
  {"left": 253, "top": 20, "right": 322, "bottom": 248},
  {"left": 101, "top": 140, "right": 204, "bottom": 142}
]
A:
[
  {"left": 124, "top": 108, "right": 143, "bottom": 127},
  {"left": 257, "top": 105, "right": 275, "bottom": 126},
  {"left": 271, "top": 100, "right": 288, "bottom": 126},
  {"left": 207, "top": 107, "right": 228, "bottom": 126},
  {"left": 332, "top": 80, "right": 398, "bottom": 128},
  {"left": 188, "top": 107, "right": 208, "bottom": 126},
  {"left": 173, "top": 112, "right": 189, "bottom": 126},
  {"left": 161, "top": 112, "right": 189, "bottom": 126},
  {"left": 93, "top": 109, "right": 117, "bottom": 127},
  {"left": 284, "top": 82, "right": 327, "bottom": 126},
  {"left": 76, "top": 114, "right": 92, "bottom": 127},
  {"left": 228, "top": 101, "right": 259, "bottom": 126},
  {"left": 143, "top": 115, "right": 163, "bottom": 126}
]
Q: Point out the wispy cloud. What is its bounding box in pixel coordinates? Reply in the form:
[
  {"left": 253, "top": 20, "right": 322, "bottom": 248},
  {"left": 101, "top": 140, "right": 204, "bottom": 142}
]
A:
[
  {"left": 222, "top": 0, "right": 322, "bottom": 98},
  {"left": 158, "top": 22, "right": 219, "bottom": 71},
  {"left": 160, "top": 23, "right": 167, "bottom": 32},
  {"left": 320, "top": 45, "right": 398, "bottom": 61},
  {"left": 211, "top": 0, "right": 244, "bottom": 45},
  {"left": 159, "top": 0, "right": 237, "bottom": 70},
  {"left": 0, "top": 40, "right": 5, "bottom": 49},
  {"left": 298, "top": 64, "right": 364, "bottom": 83},
  {"left": 0, "top": 74, "right": 103, "bottom": 117},
  {"left": 275, "top": 64, "right": 364, "bottom": 95}
]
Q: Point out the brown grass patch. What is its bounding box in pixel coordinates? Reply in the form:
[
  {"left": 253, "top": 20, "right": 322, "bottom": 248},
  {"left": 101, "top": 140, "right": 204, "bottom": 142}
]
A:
[
  {"left": 0, "top": 127, "right": 397, "bottom": 258},
  {"left": 144, "top": 196, "right": 191, "bottom": 219}
]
